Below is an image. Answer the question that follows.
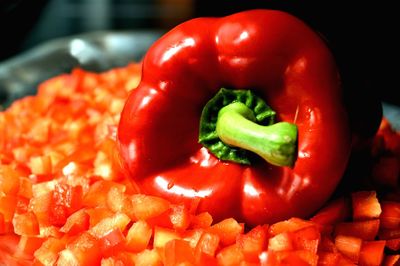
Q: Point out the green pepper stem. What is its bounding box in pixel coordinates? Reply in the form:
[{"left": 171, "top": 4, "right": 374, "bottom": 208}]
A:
[{"left": 216, "top": 102, "right": 297, "bottom": 167}]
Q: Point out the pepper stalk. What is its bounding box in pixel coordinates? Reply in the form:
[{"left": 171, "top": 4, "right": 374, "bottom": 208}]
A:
[{"left": 199, "top": 88, "right": 298, "bottom": 167}]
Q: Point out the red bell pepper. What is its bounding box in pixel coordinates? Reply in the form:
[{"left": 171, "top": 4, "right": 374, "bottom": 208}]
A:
[{"left": 118, "top": 9, "right": 353, "bottom": 225}]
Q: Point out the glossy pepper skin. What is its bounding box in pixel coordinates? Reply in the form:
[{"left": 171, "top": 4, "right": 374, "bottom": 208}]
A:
[{"left": 118, "top": 10, "right": 352, "bottom": 225}]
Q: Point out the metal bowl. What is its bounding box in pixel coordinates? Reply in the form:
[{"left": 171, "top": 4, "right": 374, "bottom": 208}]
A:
[{"left": 0, "top": 30, "right": 162, "bottom": 108}]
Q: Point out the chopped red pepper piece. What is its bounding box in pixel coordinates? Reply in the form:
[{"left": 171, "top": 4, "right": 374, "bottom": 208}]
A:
[{"left": 0, "top": 36, "right": 398, "bottom": 265}]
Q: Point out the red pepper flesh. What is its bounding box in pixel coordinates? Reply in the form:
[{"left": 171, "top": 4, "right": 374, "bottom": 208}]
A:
[{"left": 118, "top": 9, "right": 352, "bottom": 225}]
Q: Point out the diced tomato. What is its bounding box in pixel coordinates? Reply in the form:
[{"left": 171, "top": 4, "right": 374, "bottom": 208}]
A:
[
  {"left": 359, "top": 240, "right": 386, "bottom": 266},
  {"left": 126, "top": 220, "right": 152, "bottom": 252},
  {"left": 334, "top": 219, "right": 380, "bottom": 241},
  {"left": 334, "top": 235, "right": 362, "bottom": 264},
  {"left": 208, "top": 218, "right": 243, "bottom": 246},
  {"left": 352, "top": 191, "right": 382, "bottom": 220},
  {"left": 380, "top": 201, "right": 400, "bottom": 229},
  {"left": 60, "top": 209, "right": 90, "bottom": 235},
  {"left": 164, "top": 239, "right": 195, "bottom": 266}
]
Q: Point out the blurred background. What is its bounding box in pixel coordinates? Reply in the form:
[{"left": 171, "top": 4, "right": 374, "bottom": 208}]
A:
[{"left": 0, "top": 0, "right": 398, "bottom": 105}]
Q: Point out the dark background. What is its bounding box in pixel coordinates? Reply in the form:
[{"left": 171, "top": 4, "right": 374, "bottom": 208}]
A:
[{"left": 1, "top": 0, "right": 398, "bottom": 106}]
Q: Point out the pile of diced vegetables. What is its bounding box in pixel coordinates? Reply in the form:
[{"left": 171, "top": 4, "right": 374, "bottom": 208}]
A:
[{"left": 0, "top": 63, "right": 399, "bottom": 266}]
